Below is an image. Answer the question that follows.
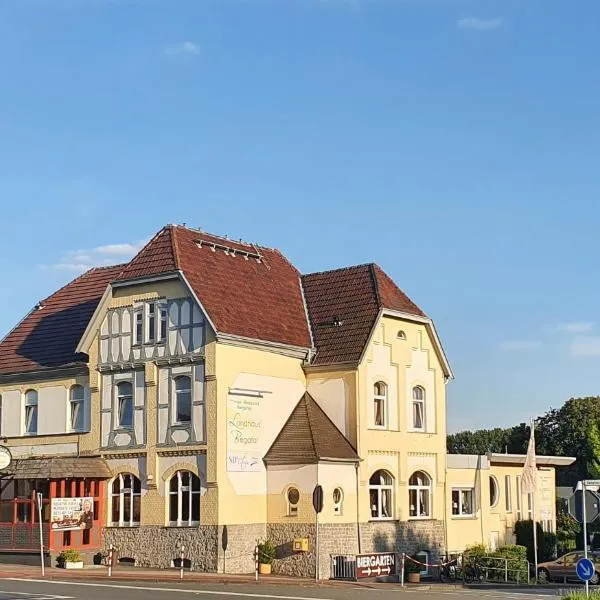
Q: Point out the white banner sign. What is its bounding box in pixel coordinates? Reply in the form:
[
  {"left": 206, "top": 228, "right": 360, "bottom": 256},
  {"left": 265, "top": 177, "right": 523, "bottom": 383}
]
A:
[
  {"left": 50, "top": 497, "right": 94, "bottom": 531},
  {"left": 227, "top": 394, "right": 263, "bottom": 472}
]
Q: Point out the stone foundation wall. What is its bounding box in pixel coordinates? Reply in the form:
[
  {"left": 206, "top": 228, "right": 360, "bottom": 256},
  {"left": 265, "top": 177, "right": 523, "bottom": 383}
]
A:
[
  {"left": 103, "top": 526, "right": 218, "bottom": 571},
  {"left": 218, "top": 523, "right": 266, "bottom": 574},
  {"left": 360, "top": 520, "right": 445, "bottom": 563}
]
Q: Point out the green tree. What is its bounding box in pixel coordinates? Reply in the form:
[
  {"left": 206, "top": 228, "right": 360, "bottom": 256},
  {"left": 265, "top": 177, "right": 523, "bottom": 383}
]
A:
[{"left": 586, "top": 421, "right": 600, "bottom": 479}]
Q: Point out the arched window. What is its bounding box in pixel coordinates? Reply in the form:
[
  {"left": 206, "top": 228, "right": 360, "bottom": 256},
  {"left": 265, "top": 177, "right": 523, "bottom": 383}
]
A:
[
  {"left": 409, "top": 471, "right": 432, "bottom": 518},
  {"left": 412, "top": 386, "right": 425, "bottom": 430},
  {"left": 168, "top": 471, "right": 201, "bottom": 526},
  {"left": 175, "top": 376, "right": 192, "bottom": 424},
  {"left": 24, "top": 390, "right": 38, "bottom": 434},
  {"left": 373, "top": 382, "right": 387, "bottom": 428},
  {"left": 117, "top": 382, "right": 133, "bottom": 429},
  {"left": 489, "top": 475, "right": 500, "bottom": 507},
  {"left": 286, "top": 487, "right": 300, "bottom": 517},
  {"left": 333, "top": 488, "right": 344, "bottom": 516},
  {"left": 111, "top": 473, "right": 141, "bottom": 527},
  {"left": 70, "top": 385, "right": 85, "bottom": 431},
  {"left": 369, "top": 470, "right": 393, "bottom": 520},
  {"left": 397, "top": 330, "right": 407, "bottom": 340}
]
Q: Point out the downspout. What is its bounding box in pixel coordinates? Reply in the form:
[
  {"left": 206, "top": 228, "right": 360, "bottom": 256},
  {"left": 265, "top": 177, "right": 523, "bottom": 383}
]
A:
[
  {"left": 478, "top": 455, "right": 485, "bottom": 545},
  {"left": 355, "top": 369, "right": 362, "bottom": 554}
]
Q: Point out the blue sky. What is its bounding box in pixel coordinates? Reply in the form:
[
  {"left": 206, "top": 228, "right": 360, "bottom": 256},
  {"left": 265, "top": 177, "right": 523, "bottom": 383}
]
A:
[{"left": 1, "top": 0, "right": 599, "bottom": 433}]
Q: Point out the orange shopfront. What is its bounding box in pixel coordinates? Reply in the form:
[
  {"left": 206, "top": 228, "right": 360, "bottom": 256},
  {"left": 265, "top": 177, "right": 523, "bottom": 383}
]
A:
[{"left": 0, "top": 457, "right": 110, "bottom": 563}]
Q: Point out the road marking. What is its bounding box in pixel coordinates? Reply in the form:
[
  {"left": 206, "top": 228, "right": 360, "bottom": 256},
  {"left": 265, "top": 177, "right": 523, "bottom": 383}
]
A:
[
  {"left": 0, "top": 593, "right": 72, "bottom": 600},
  {"left": 6, "top": 580, "right": 336, "bottom": 600}
]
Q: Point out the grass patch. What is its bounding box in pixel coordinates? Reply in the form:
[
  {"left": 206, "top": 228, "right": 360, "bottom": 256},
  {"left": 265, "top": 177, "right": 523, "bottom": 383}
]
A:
[{"left": 562, "top": 591, "right": 600, "bottom": 600}]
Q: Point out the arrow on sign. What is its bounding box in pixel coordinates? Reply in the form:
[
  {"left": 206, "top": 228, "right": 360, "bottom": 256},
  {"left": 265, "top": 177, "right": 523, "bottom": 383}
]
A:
[
  {"left": 374, "top": 567, "right": 381, "bottom": 576},
  {"left": 581, "top": 563, "right": 593, "bottom": 578}
]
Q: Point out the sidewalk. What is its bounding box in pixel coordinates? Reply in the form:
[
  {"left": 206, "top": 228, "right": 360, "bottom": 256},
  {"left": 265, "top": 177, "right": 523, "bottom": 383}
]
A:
[{"left": 0, "top": 563, "right": 459, "bottom": 591}]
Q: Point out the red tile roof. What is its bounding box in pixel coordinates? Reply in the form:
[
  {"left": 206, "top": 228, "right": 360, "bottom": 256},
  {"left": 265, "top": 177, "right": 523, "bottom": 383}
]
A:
[
  {"left": 118, "top": 225, "right": 313, "bottom": 349},
  {"left": 264, "top": 392, "right": 359, "bottom": 465},
  {"left": 302, "top": 263, "right": 425, "bottom": 366},
  {"left": 0, "top": 265, "right": 123, "bottom": 376}
]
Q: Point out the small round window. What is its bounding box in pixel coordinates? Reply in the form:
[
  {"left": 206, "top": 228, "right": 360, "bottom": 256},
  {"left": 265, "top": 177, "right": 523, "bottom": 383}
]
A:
[
  {"left": 333, "top": 488, "right": 343, "bottom": 515},
  {"left": 397, "top": 330, "right": 407, "bottom": 340},
  {"left": 287, "top": 487, "right": 300, "bottom": 516}
]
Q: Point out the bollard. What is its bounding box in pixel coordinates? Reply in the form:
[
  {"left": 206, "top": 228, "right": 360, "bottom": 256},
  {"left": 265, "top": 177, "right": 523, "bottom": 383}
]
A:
[
  {"left": 401, "top": 553, "right": 405, "bottom": 587},
  {"left": 180, "top": 545, "right": 185, "bottom": 580},
  {"left": 255, "top": 545, "right": 259, "bottom": 582},
  {"left": 108, "top": 544, "right": 114, "bottom": 578}
]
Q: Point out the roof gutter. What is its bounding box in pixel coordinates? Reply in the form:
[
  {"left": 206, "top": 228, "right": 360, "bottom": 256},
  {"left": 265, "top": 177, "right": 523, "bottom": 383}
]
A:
[{"left": 487, "top": 452, "right": 576, "bottom": 467}]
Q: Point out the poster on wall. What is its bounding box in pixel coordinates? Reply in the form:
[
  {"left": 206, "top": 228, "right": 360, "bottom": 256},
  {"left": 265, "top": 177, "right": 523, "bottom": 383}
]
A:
[
  {"left": 227, "top": 394, "right": 263, "bottom": 472},
  {"left": 50, "top": 497, "right": 94, "bottom": 531}
]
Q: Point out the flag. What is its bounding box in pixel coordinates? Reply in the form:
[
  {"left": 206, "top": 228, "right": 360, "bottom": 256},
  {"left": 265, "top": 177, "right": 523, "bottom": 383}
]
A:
[{"left": 521, "top": 422, "right": 537, "bottom": 494}]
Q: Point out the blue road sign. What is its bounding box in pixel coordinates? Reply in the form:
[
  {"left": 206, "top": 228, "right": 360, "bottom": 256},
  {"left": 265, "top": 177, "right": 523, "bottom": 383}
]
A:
[{"left": 577, "top": 558, "right": 595, "bottom": 582}]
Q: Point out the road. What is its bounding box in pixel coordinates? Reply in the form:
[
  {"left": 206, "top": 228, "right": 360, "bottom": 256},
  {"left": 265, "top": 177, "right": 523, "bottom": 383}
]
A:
[{"left": 0, "top": 579, "right": 582, "bottom": 600}]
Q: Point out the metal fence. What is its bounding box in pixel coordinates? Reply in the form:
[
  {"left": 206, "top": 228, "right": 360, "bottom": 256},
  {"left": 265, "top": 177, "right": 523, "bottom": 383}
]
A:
[{"left": 330, "top": 554, "right": 357, "bottom": 580}]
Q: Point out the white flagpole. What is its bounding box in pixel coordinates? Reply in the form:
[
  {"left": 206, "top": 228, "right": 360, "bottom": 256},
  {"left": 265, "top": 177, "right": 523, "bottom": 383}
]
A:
[{"left": 531, "top": 419, "right": 538, "bottom": 582}]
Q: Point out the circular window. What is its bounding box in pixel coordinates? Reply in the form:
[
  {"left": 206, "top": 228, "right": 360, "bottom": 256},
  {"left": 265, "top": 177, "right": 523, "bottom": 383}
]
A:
[
  {"left": 333, "top": 488, "right": 343, "bottom": 504},
  {"left": 489, "top": 476, "right": 499, "bottom": 507},
  {"left": 287, "top": 487, "right": 300, "bottom": 505}
]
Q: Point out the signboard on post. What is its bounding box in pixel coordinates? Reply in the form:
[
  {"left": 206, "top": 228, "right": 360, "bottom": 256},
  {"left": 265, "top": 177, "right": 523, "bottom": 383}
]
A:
[
  {"left": 312, "top": 485, "right": 323, "bottom": 514},
  {"left": 569, "top": 490, "right": 600, "bottom": 524},
  {"left": 50, "top": 497, "right": 94, "bottom": 531},
  {"left": 356, "top": 553, "right": 396, "bottom": 579},
  {"left": 577, "top": 557, "right": 596, "bottom": 582}
]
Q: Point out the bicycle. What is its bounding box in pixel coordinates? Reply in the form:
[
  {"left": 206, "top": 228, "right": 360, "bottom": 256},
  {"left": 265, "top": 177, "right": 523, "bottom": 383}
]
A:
[
  {"left": 463, "top": 560, "right": 485, "bottom": 584},
  {"left": 439, "top": 559, "right": 458, "bottom": 583}
]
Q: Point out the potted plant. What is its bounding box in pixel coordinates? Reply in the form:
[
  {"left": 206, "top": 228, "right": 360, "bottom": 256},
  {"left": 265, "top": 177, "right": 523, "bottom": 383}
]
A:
[
  {"left": 405, "top": 556, "right": 422, "bottom": 584},
  {"left": 258, "top": 540, "right": 276, "bottom": 575},
  {"left": 58, "top": 549, "right": 84, "bottom": 569}
]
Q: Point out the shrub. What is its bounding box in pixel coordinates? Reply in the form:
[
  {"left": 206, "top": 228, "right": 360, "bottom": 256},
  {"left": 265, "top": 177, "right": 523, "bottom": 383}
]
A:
[
  {"left": 515, "top": 520, "right": 556, "bottom": 563},
  {"left": 404, "top": 556, "right": 423, "bottom": 574},
  {"left": 58, "top": 549, "right": 82, "bottom": 564},
  {"left": 257, "top": 540, "right": 276, "bottom": 565}
]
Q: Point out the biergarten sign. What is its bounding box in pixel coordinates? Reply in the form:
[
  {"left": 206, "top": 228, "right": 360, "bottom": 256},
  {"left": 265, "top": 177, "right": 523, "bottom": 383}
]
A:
[{"left": 355, "top": 552, "right": 396, "bottom": 578}]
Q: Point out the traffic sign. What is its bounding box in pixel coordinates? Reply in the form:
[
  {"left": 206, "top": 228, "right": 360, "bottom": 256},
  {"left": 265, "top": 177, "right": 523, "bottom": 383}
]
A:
[
  {"left": 577, "top": 558, "right": 596, "bottom": 582},
  {"left": 568, "top": 490, "right": 600, "bottom": 524},
  {"left": 355, "top": 553, "right": 396, "bottom": 579},
  {"left": 312, "top": 485, "right": 323, "bottom": 514}
]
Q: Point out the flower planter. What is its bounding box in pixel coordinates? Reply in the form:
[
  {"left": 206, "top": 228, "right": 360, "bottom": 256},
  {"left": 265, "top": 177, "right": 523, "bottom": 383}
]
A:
[
  {"left": 407, "top": 573, "right": 420, "bottom": 584},
  {"left": 64, "top": 561, "right": 84, "bottom": 570},
  {"left": 259, "top": 563, "right": 272, "bottom": 575}
]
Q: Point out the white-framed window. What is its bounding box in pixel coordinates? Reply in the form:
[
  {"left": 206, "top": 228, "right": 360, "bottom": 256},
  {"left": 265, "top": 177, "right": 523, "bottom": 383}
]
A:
[
  {"left": 117, "top": 381, "right": 133, "bottom": 430},
  {"left": 24, "top": 390, "right": 38, "bottom": 435},
  {"left": 489, "top": 475, "right": 500, "bottom": 508},
  {"left": 146, "top": 303, "right": 156, "bottom": 343},
  {"left": 70, "top": 385, "right": 85, "bottom": 431},
  {"left": 451, "top": 488, "right": 475, "bottom": 517},
  {"left": 505, "top": 475, "right": 512, "bottom": 512},
  {"left": 159, "top": 304, "right": 168, "bottom": 342},
  {"left": 412, "top": 386, "right": 425, "bottom": 430},
  {"left": 168, "top": 470, "right": 201, "bottom": 526},
  {"left": 373, "top": 382, "right": 387, "bottom": 428},
  {"left": 409, "top": 471, "right": 432, "bottom": 519},
  {"left": 286, "top": 487, "right": 300, "bottom": 516},
  {"left": 110, "top": 473, "right": 141, "bottom": 527},
  {"left": 333, "top": 487, "right": 343, "bottom": 516},
  {"left": 415, "top": 550, "right": 430, "bottom": 576},
  {"left": 134, "top": 307, "right": 143, "bottom": 345},
  {"left": 516, "top": 476, "right": 522, "bottom": 519},
  {"left": 174, "top": 376, "right": 192, "bottom": 424},
  {"left": 369, "top": 470, "right": 393, "bottom": 520}
]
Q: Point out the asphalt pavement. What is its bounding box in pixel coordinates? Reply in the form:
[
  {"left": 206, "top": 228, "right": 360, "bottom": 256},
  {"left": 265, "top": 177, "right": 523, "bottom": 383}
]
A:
[{"left": 0, "top": 578, "right": 582, "bottom": 600}]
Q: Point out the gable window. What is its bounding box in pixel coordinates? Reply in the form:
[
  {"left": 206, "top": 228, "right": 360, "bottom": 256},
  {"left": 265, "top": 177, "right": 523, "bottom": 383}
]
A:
[
  {"left": 24, "top": 390, "right": 38, "bottom": 435},
  {"left": 452, "top": 488, "right": 475, "bottom": 517},
  {"left": 489, "top": 476, "right": 500, "bottom": 508},
  {"left": 159, "top": 305, "right": 168, "bottom": 342},
  {"left": 505, "top": 475, "right": 512, "bottom": 512},
  {"left": 70, "top": 385, "right": 85, "bottom": 431},
  {"left": 146, "top": 304, "right": 156, "bottom": 343},
  {"left": 174, "top": 376, "right": 192, "bottom": 424},
  {"left": 117, "top": 382, "right": 133, "bottom": 430},
  {"left": 409, "top": 471, "right": 431, "bottom": 518},
  {"left": 369, "top": 470, "right": 393, "bottom": 520},
  {"left": 286, "top": 487, "right": 300, "bottom": 516},
  {"left": 373, "top": 382, "right": 387, "bottom": 428},
  {"left": 333, "top": 488, "right": 343, "bottom": 516},
  {"left": 412, "top": 386, "right": 425, "bottom": 430},
  {"left": 169, "top": 470, "right": 201, "bottom": 526},
  {"left": 134, "top": 308, "right": 143, "bottom": 345},
  {"left": 111, "top": 473, "right": 141, "bottom": 527}
]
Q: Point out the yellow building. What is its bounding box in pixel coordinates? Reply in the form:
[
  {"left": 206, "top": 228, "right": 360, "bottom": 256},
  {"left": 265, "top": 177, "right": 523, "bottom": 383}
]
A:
[{"left": 0, "top": 224, "right": 574, "bottom": 577}]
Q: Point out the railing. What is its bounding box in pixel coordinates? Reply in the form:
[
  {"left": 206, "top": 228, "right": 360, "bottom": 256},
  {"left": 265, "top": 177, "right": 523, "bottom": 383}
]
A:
[
  {"left": 462, "top": 555, "right": 530, "bottom": 585},
  {"left": 330, "top": 554, "right": 357, "bottom": 580}
]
